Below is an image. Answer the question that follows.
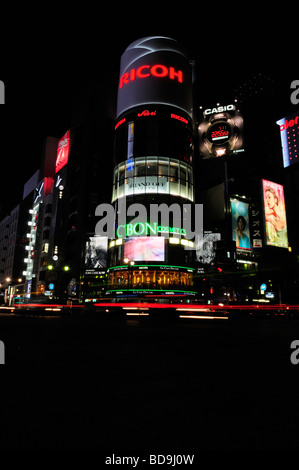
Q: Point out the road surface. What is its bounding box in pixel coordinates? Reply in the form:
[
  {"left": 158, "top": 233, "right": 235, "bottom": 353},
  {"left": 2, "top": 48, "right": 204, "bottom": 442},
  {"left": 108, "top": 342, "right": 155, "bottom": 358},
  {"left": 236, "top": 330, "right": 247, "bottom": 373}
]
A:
[{"left": 0, "top": 311, "right": 299, "bottom": 450}]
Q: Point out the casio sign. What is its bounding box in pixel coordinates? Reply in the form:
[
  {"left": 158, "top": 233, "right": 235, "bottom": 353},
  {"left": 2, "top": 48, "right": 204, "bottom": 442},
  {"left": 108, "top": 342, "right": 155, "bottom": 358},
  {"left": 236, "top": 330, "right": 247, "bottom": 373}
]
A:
[{"left": 204, "top": 104, "right": 235, "bottom": 116}]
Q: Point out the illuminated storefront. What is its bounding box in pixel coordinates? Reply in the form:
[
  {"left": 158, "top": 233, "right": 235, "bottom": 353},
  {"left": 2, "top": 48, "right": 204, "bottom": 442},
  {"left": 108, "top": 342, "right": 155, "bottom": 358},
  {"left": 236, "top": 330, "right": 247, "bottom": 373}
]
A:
[{"left": 106, "top": 37, "right": 196, "bottom": 298}]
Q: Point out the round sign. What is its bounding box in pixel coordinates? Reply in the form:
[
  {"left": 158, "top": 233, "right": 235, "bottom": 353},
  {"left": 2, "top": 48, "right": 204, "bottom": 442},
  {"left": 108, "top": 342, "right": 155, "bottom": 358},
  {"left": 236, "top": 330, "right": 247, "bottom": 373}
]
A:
[
  {"left": 117, "top": 36, "right": 193, "bottom": 119},
  {"left": 49, "top": 283, "right": 55, "bottom": 290},
  {"left": 207, "top": 121, "right": 232, "bottom": 145}
]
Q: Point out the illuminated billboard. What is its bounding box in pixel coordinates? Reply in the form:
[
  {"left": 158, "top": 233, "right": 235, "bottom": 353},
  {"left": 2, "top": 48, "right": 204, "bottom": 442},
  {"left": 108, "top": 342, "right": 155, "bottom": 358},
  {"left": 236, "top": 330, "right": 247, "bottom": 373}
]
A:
[
  {"left": 56, "top": 130, "right": 70, "bottom": 173},
  {"left": 124, "top": 237, "right": 164, "bottom": 262},
  {"left": 198, "top": 104, "right": 244, "bottom": 158},
  {"left": 116, "top": 36, "right": 192, "bottom": 119},
  {"left": 276, "top": 112, "right": 299, "bottom": 168},
  {"left": 196, "top": 232, "right": 221, "bottom": 264},
  {"left": 85, "top": 236, "right": 108, "bottom": 274},
  {"left": 261, "top": 180, "right": 288, "bottom": 248},
  {"left": 230, "top": 198, "right": 251, "bottom": 251}
]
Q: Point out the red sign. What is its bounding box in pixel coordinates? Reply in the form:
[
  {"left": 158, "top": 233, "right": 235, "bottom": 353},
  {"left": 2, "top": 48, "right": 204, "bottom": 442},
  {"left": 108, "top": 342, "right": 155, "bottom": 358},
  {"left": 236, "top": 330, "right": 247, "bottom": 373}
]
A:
[
  {"left": 137, "top": 110, "right": 157, "bottom": 117},
  {"left": 170, "top": 113, "right": 188, "bottom": 124},
  {"left": 279, "top": 115, "right": 299, "bottom": 131},
  {"left": 119, "top": 64, "right": 183, "bottom": 89},
  {"left": 56, "top": 130, "right": 70, "bottom": 173},
  {"left": 115, "top": 118, "right": 126, "bottom": 130}
]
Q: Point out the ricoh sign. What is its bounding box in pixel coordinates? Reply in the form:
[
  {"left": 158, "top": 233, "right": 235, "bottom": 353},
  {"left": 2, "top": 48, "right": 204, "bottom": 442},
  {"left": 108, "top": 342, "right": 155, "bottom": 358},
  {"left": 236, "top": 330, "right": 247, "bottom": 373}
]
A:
[
  {"left": 119, "top": 64, "right": 183, "bottom": 89},
  {"left": 116, "top": 36, "right": 193, "bottom": 119}
]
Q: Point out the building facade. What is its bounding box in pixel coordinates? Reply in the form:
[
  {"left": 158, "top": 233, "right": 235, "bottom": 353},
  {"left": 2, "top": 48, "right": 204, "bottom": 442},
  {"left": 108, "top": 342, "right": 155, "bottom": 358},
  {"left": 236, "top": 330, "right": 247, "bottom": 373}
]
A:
[{"left": 105, "top": 37, "right": 198, "bottom": 299}]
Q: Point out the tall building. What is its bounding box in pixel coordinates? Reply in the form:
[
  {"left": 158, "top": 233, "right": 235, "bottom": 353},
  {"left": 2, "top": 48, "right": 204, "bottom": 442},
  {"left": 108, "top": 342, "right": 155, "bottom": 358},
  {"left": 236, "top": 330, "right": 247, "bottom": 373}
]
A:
[
  {"left": 1, "top": 75, "right": 117, "bottom": 305},
  {"left": 105, "top": 37, "right": 197, "bottom": 299},
  {"left": 44, "top": 78, "right": 116, "bottom": 302},
  {"left": 194, "top": 73, "right": 297, "bottom": 303},
  {"left": 0, "top": 205, "right": 19, "bottom": 303}
]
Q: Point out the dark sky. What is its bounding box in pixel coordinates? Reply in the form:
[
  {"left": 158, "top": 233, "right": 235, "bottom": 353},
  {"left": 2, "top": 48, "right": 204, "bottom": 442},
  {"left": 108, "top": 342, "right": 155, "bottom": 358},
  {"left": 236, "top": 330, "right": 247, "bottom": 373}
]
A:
[{"left": 0, "top": 11, "right": 297, "bottom": 217}]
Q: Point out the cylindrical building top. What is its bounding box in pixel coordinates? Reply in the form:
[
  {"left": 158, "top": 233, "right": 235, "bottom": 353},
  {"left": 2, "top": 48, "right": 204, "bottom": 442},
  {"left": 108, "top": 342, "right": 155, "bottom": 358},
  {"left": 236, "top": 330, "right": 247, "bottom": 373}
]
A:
[{"left": 116, "top": 36, "right": 193, "bottom": 119}]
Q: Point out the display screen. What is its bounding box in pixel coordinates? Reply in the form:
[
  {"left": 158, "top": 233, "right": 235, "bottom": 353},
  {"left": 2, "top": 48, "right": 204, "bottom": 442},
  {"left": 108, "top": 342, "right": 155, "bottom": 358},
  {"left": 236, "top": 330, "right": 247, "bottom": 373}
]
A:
[
  {"left": 231, "top": 199, "right": 251, "bottom": 251},
  {"left": 124, "top": 237, "right": 164, "bottom": 261},
  {"left": 207, "top": 122, "right": 232, "bottom": 144},
  {"left": 85, "top": 236, "right": 108, "bottom": 273},
  {"left": 198, "top": 104, "right": 244, "bottom": 158},
  {"left": 196, "top": 232, "right": 221, "bottom": 263},
  {"left": 261, "top": 180, "right": 288, "bottom": 248}
]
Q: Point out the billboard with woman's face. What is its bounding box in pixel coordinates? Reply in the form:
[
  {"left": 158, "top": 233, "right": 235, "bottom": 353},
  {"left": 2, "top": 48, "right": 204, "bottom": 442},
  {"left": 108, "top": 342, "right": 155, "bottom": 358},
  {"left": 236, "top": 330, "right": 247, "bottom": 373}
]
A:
[
  {"left": 262, "top": 180, "right": 288, "bottom": 248},
  {"left": 230, "top": 198, "right": 251, "bottom": 251}
]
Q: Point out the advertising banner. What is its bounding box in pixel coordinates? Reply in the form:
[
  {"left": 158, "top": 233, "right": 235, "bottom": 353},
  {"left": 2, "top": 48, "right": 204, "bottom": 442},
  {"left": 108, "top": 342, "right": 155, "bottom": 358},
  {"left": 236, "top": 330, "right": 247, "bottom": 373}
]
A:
[
  {"left": 124, "top": 236, "right": 164, "bottom": 262},
  {"left": 85, "top": 236, "right": 108, "bottom": 274},
  {"left": 56, "top": 130, "right": 70, "bottom": 173},
  {"left": 198, "top": 104, "right": 244, "bottom": 158},
  {"left": 195, "top": 232, "right": 221, "bottom": 264},
  {"left": 261, "top": 180, "right": 288, "bottom": 248},
  {"left": 117, "top": 37, "right": 192, "bottom": 119},
  {"left": 276, "top": 112, "right": 299, "bottom": 168},
  {"left": 231, "top": 198, "right": 251, "bottom": 251},
  {"left": 250, "top": 202, "right": 263, "bottom": 248}
]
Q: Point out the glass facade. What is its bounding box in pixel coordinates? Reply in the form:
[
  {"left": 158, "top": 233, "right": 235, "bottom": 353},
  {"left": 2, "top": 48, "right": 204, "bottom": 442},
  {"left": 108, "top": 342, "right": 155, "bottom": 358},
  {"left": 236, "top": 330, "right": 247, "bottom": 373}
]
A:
[
  {"left": 108, "top": 104, "right": 195, "bottom": 297},
  {"left": 112, "top": 157, "right": 194, "bottom": 201},
  {"left": 107, "top": 268, "right": 194, "bottom": 291},
  {"left": 114, "top": 106, "right": 193, "bottom": 164}
]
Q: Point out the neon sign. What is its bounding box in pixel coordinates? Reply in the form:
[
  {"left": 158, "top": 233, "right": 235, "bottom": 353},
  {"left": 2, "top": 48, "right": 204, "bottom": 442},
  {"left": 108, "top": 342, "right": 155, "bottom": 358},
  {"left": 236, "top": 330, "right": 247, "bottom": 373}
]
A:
[
  {"left": 116, "top": 222, "right": 186, "bottom": 238},
  {"left": 171, "top": 113, "right": 188, "bottom": 124},
  {"left": 137, "top": 110, "right": 157, "bottom": 117},
  {"left": 119, "top": 64, "right": 183, "bottom": 89},
  {"left": 56, "top": 130, "right": 70, "bottom": 173},
  {"left": 276, "top": 113, "right": 299, "bottom": 167},
  {"left": 115, "top": 117, "right": 126, "bottom": 130},
  {"left": 207, "top": 123, "right": 231, "bottom": 143},
  {"left": 278, "top": 115, "right": 299, "bottom": 131},
  {"left": 204, "top": 104, "right": 235, "bottom": 115}
]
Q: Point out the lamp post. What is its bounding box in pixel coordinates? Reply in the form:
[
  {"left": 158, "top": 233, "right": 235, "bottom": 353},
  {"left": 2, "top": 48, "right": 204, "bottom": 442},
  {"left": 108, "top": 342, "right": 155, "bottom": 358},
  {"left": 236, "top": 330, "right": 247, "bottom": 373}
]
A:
[{"left": 4, "top": 277, "right": 24, "bottom": 306}]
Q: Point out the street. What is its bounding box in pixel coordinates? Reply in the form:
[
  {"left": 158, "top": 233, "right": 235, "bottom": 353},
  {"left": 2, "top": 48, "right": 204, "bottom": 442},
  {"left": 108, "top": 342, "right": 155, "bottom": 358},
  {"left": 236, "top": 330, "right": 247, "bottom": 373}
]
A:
[{"left": 1, "top": 310, "right": 299, "bottom": 450}]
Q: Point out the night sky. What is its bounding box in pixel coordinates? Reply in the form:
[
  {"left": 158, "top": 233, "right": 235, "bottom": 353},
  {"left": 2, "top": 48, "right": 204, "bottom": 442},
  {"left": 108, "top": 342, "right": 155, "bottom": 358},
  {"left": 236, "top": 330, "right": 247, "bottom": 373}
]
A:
[{"left": 0, "top": 12, "right": 296, "bottom": 217}]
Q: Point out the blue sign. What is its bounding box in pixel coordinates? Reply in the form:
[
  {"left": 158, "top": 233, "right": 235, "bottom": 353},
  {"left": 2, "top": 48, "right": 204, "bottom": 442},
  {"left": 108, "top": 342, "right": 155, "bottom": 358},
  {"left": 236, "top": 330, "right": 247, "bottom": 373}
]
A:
[
  {"left": 49, "top": 283, "right": 55, "bottom": 290},
  {"left": 260, "top": 283, "right": 267, "bottom": 291}
]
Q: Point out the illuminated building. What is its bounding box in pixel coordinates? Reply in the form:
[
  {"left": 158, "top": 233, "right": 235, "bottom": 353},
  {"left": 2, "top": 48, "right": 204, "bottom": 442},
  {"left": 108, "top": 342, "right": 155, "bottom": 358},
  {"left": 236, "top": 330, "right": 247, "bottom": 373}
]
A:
[
  {"left": 0, "top": 205, "right": 20, "bottom": 302},
  {"left": 194, "top": 73, "right": 297, "bottom": 304},
  {"left": 45, "top": 80, "right": 116, "bottom": 302},
  {"left": 106, "top": 37, "right": 197, "bottom": 298}
]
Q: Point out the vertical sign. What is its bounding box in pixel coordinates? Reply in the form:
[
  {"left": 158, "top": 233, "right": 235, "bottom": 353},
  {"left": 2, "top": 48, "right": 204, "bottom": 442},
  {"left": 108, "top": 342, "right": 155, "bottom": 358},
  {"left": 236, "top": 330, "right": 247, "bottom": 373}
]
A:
[
  {"left": 56, "top": 130, "right": 70, "bottom": 173},
  {"left": 276, "top": 113, "right": 299, "bottom": 167},
  {"left": 262, "top": 179, "right": 288, "bottom": 248},
  {"left": 250, "top": 202, "right": 263, "bottom": 248},
  {"left": 230, "top": 198, "right": 251, "bottom": 251}
]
